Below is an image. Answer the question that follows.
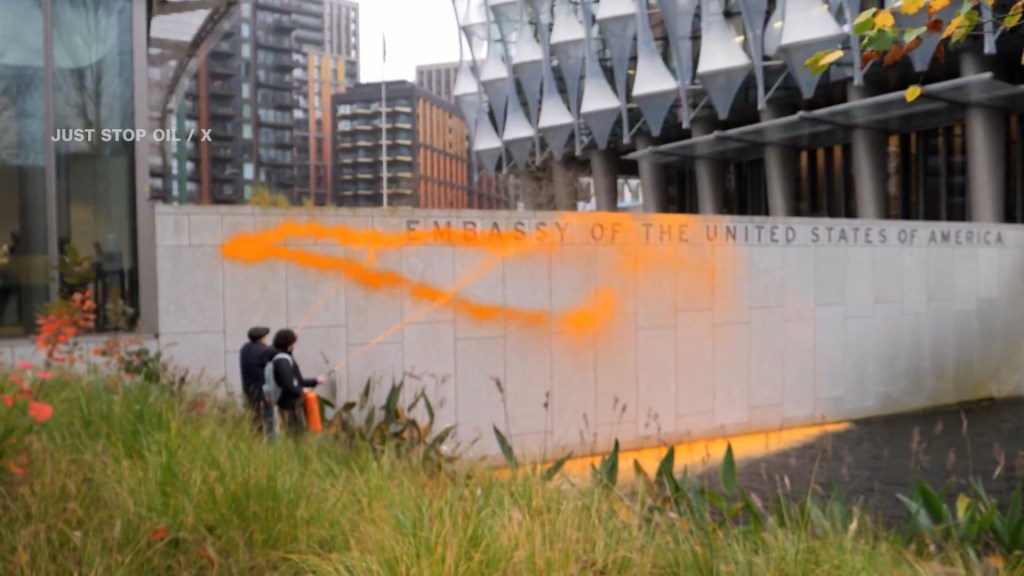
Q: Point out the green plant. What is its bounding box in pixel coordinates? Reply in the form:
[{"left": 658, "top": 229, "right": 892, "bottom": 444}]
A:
[
  {"left": 326, "top": 378, "right": 457, "bottom": 469},
  {"left": 492, "top": 425, "right": 572, "bottom": 481},
  {"left": 248, "top": 183, "right": 291, "bottom": 208},
  {"left": 53, "top": 243, "right": 96, "bottom": 299}
]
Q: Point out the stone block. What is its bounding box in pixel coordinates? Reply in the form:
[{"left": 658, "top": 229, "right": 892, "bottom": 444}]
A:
[
  {"left": 713, "top": 246, "right": 750, "bottom": 324},
  {"left": 189, "top": 214, "right": 222, "bottom": 246},
  {"left": 814, "top": 247, "right": 846, "bottom": 305},
  {"left": 157, "top": 246, "right": 225, "bottom": 335},
  {"left": 453, "top": 338, "right": 506, "bottom": 448},
  {"left": 845, "top": 249, "right": 874, "bottom": 317},
  {"left": 155, "top": 213, "right": 189, "bottom": 247},
  {"left": 637, "top": 245, "right": 678, "bottom": 328},
  {"left": 222, "top": 258, "right": 287, "bottom": 352},
  {"left": 402, "top": 245, "right": 455, "bottom": 324},
  {"left": 873, "top": 248, "right": 903, "bottom": 304},
  {"left": 902, "top": 249, "right": 928, "bottom": 314},
  {"left": 503, "top": 324, "right": 552, "bottom": 435},
  {"left": 954, "top": 248, "right": 978, "bottom": 311},
  {"left": 713, "top": 324, "right": 750, "bottom": 428},
  {"left": 345, "top": 251, "right": 403, "bottom": 346},
  {"left": 637, "top": 327, "right": 677, "bottom": 438},
  {"left": 783, "top": 247, "right": 816, "bottom": 321},
  {"left": 677, "top": 311, "right": 714, "bottom": 416},
  {"left": 748, "top": 247, "right": 784, "bottom": 308},
  {"left": 677, "top": 244, "right": 714, "bottom": 311},
  {"left": 750, "top": 307, "right": 784, "bottom": 407},
  {"left": 454, "top": 248, "right": 506, "bottom": 339},
  {"left": 814, "top": 305, "right": 846, "bottom": 400},
  {"left": 595, "top": 314, "right": 638, "bottom": 426},
  {"left": 551, "top": 335, "right": 597, "bottom": 447}
]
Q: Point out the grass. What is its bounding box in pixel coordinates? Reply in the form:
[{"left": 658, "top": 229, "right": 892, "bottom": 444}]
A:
[{"left": 1, "top": 374, "right": 934, "bottom": 575}]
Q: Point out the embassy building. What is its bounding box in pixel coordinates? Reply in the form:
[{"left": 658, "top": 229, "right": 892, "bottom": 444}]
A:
[{"left": 450, "top": 0, "right": 1024, "bottom": 222}]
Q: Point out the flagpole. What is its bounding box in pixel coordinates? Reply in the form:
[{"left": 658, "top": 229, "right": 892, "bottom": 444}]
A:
[{"left": 381, "top": 33, "right": 389, "bottom": 208}]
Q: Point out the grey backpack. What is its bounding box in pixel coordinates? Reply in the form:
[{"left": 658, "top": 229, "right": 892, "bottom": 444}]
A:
[{"left": 263, "top": 353, "right": 292, "bottom": 405}]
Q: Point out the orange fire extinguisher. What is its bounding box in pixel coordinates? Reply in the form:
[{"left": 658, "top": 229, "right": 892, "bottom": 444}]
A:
[{"left": 304, "top": 390, "right": 322, "bottom": 433}]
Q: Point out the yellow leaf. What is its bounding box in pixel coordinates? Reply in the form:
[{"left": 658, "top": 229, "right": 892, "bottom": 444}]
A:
[
  {"left": 1004, "top": 1, "right": 1023, "bottom": 28},
  {"left": 942, "top": 14, "right": 963, "bottom": 38},
  {"left": 905, "top": 84, "right": 923, "bottom": 102},
  {"left": 874, "top": 8, "right": 896, "bottom": 29},
  {"left": 900, "top": 0, "right": 925, "bottom": 15},
  {"left": 819, "top": 49, "right": 845, "bottom": 66},
  {"left": 928, "top": 0, "right": 952, "bottom": 15}
]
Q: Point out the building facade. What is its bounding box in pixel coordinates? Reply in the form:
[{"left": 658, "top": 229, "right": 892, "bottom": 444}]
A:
[
  {"left": 452, "top": 0, "right": 1024, "bottom": 223},
  {"left": 159, "top": 0, "right": 360, "bottom": 206},
  {"left": 416, "top": 62, "right": 459, "bottom": 103},
  {"left": 0, "top": 0, "right": 150, "bottom": 337},
  {"left": 334, "top": 81, "right": 479, "bottom": 208}
]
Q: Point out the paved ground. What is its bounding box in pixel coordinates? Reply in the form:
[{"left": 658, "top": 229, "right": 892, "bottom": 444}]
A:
[{"left": 723, "top": 397, "right": 1024, "bottom": 524}]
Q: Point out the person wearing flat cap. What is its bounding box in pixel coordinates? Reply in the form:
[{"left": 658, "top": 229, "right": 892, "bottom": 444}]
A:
[{"left": 240, "top": 326, "right": 275, "bottom": 436}]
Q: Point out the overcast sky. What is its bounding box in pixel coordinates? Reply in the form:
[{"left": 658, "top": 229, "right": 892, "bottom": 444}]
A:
[{"left": 356, "top": 0, "right": 462, "bottom": 82}]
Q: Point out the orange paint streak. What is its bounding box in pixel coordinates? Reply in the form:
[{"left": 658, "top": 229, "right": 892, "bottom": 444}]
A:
[{"left": 221, "top": 214, "right": 734, "bottom": 340}]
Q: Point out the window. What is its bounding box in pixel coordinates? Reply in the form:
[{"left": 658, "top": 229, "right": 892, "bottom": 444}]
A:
[
  {"left": 242, "top": 123, "right": 252, "bottom": 138},
  {"left": 241, "top": 22, "right": 250, "bottom": 38},
  {"left": 241, "top": 44, "right": 250, "bottom": 58},
  {"left": 243, "top": 163, "right": 254, "bottom": 179}
]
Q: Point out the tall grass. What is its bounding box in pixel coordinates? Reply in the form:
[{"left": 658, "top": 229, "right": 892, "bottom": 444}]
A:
[{"left": 1, "top": 376, "right": 924, "bottom": 574}]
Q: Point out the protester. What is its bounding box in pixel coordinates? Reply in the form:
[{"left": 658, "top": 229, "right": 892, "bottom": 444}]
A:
[
  {"left": 239, "top": 326, "right": 275, "bottom": 436},
  {"left": 269, "top": 328, "right": 326, "bottom": 436}
]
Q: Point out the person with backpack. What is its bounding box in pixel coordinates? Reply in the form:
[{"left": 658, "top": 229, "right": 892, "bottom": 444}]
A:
[
  {"left": 239, "top": 326, "right": 275, "bottom": 436},
  {"left": 264, "top": 328, "right": 326, "bottom": 436}
]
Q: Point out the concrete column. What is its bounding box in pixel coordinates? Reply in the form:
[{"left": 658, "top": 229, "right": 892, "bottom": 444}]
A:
[
  {"left": 962, "top": 51, "right": 1006, "bottom": 222},
  {"left": 760, "top": 102, "right": 798, "bottom": 216},
  {"left": 691, "top": 117, "right": 724, "bottom": 214},
  {"left": 635, "top": 133, "right": 667, "bottom": 213},
  {"left": 589, "top": 147, "right": 619, "bottom": 211},
  {"left": 847, "top": 83, "right": 889, "bottom": 219},
  {"left": 551, "top": 158, "right": 580, "bottom": 211}
]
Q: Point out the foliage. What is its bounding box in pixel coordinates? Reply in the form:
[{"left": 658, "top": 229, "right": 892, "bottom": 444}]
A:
[
  {"left": 248, "top": 183, "right": 291, "bottom": 208},
  {"left": 34, "top": 289, "right": 96, "bottom": 365},
  {"left": 0, "top": 376, "right": 923, "bottom": 574},
  {"left": 325, "top": 378, "right": 458, "bottom": 470},
  {"left": 899, "top": 477, "right": 1024, "bottom": 571},
  {"left": 0, "top": 365, "right": 54, "bottom": 482},
  {"left": 806, "top": 0, "right": 1024, "bottom": 101},
  {"left": 53, "top": 243, "right": 95, "bottom": 299}
]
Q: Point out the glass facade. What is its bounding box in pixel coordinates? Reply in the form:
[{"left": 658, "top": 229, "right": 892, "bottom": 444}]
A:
[{"left": 0, "top": 0, "right": 140, "bottom": 336}]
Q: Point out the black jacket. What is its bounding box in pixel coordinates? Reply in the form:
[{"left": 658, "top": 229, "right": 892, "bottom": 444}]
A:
[
  {"left": 271, "top": 349, "right": 318, "bottom": 409},
  {"left": 239, "top": 341, "right": 274, "bottom": 398}
]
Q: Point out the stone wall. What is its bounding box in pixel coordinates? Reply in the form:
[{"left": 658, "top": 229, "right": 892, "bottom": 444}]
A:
[{"left": 146, "top": 204, "right": 1024, "bottom": 460}]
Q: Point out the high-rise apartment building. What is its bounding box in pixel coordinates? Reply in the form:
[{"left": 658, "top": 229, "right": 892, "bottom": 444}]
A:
[
  {"left": 334, "top": 81, "right": 476, "bottom": 208},
  {"left": 168, "top": 0, "right": 360, "bottom": 205},
  {"left": 415, "top": 62, "right": 458, "bottom": 103}
]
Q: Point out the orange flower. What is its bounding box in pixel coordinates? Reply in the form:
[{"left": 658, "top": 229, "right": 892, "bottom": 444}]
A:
[
  {"left": 2, "top": 395, "right": 11, "bottom": 408},
  {"left": 15, "top": 362, "right": 32, "bottom": 371},
  {"left": 7, "top": 461, "right": 26, "bottom": 476},
  {"left": 27, "top": 401, "right": 53, "bottom": 424},
  {"left": 35, "top": 371, "right": 53, "bottom": 381},
  {"left": 148, "top": 527, "right": 170, "bottom": 542}
]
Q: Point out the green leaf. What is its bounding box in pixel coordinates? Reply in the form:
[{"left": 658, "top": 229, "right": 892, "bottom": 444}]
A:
[
  {"left": 916, "top": 480, "right": 950, "bottom": 526},
  {"left": 422, "top": 393, "right": 435, "bottom": 426},
  {"left": 862, "top": 29, "right": 897, "bottom": 52},
  {"left": 596, "top": 440, "right": 620, "bottom": 488},
  {"left": 358, "top": 378, "right": 371, "bottom": 409},
  {"left": 897, "top": 493, "right": 936, "bottom": 535},
  {"left": 655, "top": 447, "right": 677, "bottom": 495},
  {"left": 903, "top": 25, "right": 928, "bottom": 43},
  {"left": 492, "top": 425, "right": 518, "bottom": 470},
  {"left": 1004, "top": 0, "right": 1023, "bottom": 28},
  {"left": 424, "top": 424, "right": 456, "bottom": 457},
  {"left": 853, "top": 8, "right": 879, "bottom": 34},
  {"left": 382, "top": 381, "right": 404, "bottom": 423},
  {"left": 541, "top": 451, "right": 573, "bottom": 482},
  {"left": 721, "top": 443, "right": 737, "bottom": 495}
]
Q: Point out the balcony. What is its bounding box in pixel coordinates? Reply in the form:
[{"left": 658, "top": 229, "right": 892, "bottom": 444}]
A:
[
  {"left": 260, "top": 53, "right": 295, "bottom": 70},
  {"left": 258, "top": 91, "right": 294, "bottom": 108},
  {"left": 210, "top": 105, "right": 236, "bottom": 118},
  {"left": 256, "top": 33, "right": 292, "bottom": 52},
  {"left": 211, "top": 123, "right": 235, "bottom": 139},
  {"left": 211, "top": 143, "right": 235, "bottom": 159},
  {"left": 291, "top": 12, "right": 320, "bottom": 30},
  {"left": 257, "top": 0, "right": 293, "bottom": 13},
  {"left": 209, "top": 80, "right": 235, "bottom": 97},
  {"left": 211, "top": 164, "right": 240, "bottom": 181},
  {"left": 207, "top": 59, "right": 237, "bottom": 77},
  {"left": 293, "top": 0, "right": 321, "bottom": 17},
  {"left": 257, "top": 72, "right": 292, "bottom": 89},
  {"left": 256, "top": 13, "right": 294, "bottom": 31}
]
